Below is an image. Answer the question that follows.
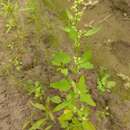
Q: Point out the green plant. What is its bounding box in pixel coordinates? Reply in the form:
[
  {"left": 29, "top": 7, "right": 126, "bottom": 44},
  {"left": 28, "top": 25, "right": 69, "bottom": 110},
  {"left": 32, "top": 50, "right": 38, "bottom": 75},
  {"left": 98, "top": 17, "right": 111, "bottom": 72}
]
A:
[
  {"left": 23, "top": 117, "right": 52, "bottom": 130},
  {"left": 23, "top": 80, "right": 54, "bottom": 130},
  {"left": 22, "top": 0, "right": 43, "bottom": 33},
  {"left": 31, "top": 98, "right": 55, "bottom": 121},
  {"left": 25, "top": 80, "right": 43, "bottom": 99},
  {"left": 0, "top": 1, "right": 18, "bottom": 32},
  {"left": 51, "top": 76, "right": 96, "bottom": 130},
  {"left": 11, "top": 57, "right": 22, "bottom": 71},
  {"left": 97, "top": 69, "right": 116, "bottom": 93},
  {"left": 5, "top": 18, "right": 17, "bottom": 33},
  {"left": 7, "top": 42, "right": 15, "bottom": 49},
  {"left": 24, "top": 0, "right": 102, "bottom": 130},
  {"left": 48, "top": 0, "right": 99, "bottom": 129},
  {"left": 0, "top": 1, "right": 18, "bottom": 17}
]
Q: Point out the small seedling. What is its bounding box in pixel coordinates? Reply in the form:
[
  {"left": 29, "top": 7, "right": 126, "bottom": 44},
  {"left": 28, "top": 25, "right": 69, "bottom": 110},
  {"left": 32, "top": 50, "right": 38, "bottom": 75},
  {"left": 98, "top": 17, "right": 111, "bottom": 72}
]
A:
[
  {"left": 5, "top": 18, "right": 17, "bottom": 33},
  {"left": 0, "top": 1, "right": 18, "bottom": 17},
  {"left": 0, "top": 1, "right": 18, "bottom": 32},
  {"left": 11, "top": 57, "right": 22, "bottom": 71},
  {"left": 25, "top": 80, "right": 43, "bottom": 99},
  {"left": 97, "top": 69, "right": 116, "bottom": 93}
]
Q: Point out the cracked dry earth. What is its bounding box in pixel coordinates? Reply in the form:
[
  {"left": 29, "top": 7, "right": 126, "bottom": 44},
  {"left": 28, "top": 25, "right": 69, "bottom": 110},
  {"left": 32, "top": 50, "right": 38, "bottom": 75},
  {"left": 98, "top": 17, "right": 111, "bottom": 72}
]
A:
[{"left": 0, "top": 77, "right": 30, "bottom": 130}]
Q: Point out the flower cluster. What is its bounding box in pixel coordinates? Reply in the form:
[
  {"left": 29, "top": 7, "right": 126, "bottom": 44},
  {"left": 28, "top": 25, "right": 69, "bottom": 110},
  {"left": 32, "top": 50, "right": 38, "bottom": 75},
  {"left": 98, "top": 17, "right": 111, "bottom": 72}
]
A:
[{"left": 71, "top": 0, "right": 87, "bottom": 25}]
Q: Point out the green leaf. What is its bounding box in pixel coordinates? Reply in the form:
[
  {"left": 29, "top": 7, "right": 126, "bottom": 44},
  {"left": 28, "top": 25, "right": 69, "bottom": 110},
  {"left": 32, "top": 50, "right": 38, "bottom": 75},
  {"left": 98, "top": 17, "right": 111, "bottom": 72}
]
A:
[
  {"left": 82, "top": 120, "right": 96, "bottom": 130},
  {"left": 77, "top": 107, "right": 90, "bottom": 118},
  {"left": 97, "top": 71, "right": 115, "bottom": 93},
  {"left": 45, "top": 125, "right": 52, "bottom": 130},
  {"left": 29, "top": 119, "right": 46, "bottom": 130},
  {"left": 80, "top": 94, "right": 96, "bottom": 106},
  {"left": 31, "top": 102, "right": 45, "bottom": 111},
  {"left": 59, "top": 110, "right": 73, "bottom": 128},
  {"left": 84, "top": 27, "right": 101, "bottom": 37},
  {"left": 71, "top": 118, "right": 83, "bottom": 130},
  {"left": 35, "top": 87, "right": 42, "bottom": 98},
  {"left": 60, "top": 9, "right": 73, "bottom": 23},
  {"left": 61, "top": 68, "right": 68, "bottom": 76},
  {"left": 51, "top": 79, "right": 70, "bottom": 91},
  {"left": 81, "top": 51, "right": 92, "bottom": 62},
  {"left": 50, "top": 96, "right": 62, "bottom": 104},
  {"left": 57, "top": 68, "right": 68, "bottom": 76},
  {"left": 59, "top": 110, "right": 73, "bottom": 121},
  {"left": 64, "top": 26, "right": 78, "bottom": 42},
  {"left": 26, "top": 81, "right": 43, "bottom": 99},
  {"left": 52, "top": 51, "right": 71, "bottom": 66},
  {"left": 47, "top": 109, "right": 55, "bottom": 122},
  {"left": 77, "top": 76, "right": 88, "bottom": 94},
  {"left": 53, "top": 101, "right": 69, "bottom": 112},
  {"left": 66, "top": 9, "right": 73, "bottom": 21},
  {"left": 79, "top": 62, "right": 94, "bottom": 70},
  {"left": 97, "top": 78, "right": 105, "bottom": 92},
  {"left": 66, "top": 90, "right": 76, "bottom": 100},
  {"left": 79, "top": 51, "right": 94, "bottom": 70},
  {"left": 101, "top": 73, "right": 110, "bottom": 86},
  {"left": 22, "top": 120, "right": 30, "bottom": 130}
]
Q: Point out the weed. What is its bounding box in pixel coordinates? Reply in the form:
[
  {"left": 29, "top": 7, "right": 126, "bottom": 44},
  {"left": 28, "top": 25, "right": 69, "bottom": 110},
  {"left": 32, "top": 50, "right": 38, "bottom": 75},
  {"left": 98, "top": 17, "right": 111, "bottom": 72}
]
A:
[
  {"left": 97, "top": 69, "right": 116, "bottom": 93},
  {"left": 51, "top": 76, "right": 96, "bottom": 130},
  {"left": 25, "top": 80, "right": 43, "bottom": 99},
  {"left": 11, "top": 57, "right": 22, "bottom": 71},
  {"left": 23, "top": 0, "right": 43, "bottom": 33},
  {"left": 23, "top": 81, "right": 54, "bottom": 130},
  {"left": 0, "top": 1, "right": 18, "bottom": 17},
  {"left": 5, "top": 18, "right": 17, "bottom": 33},
  {"left": 48, "top": 0, "right": 99, "bottom": 129},
  {"left": 23, "top": 0, "right": 111, "bottom": 130},
  {"left": 7, "top": 42, "right": 15, "bottom": 49},
  {"left": 0, "top": 1, "right": 18, "bottom": 32}
]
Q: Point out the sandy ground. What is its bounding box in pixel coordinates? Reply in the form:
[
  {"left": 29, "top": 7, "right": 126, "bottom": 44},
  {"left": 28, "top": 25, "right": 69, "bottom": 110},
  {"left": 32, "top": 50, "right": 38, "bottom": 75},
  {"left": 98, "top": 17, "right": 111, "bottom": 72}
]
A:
[{"left": 0, "top": 77, "right": 30, "bottom": 130}]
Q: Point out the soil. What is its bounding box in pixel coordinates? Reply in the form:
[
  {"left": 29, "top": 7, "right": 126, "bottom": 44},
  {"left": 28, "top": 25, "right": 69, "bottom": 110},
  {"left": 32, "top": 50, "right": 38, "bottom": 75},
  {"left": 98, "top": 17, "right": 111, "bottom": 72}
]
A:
[
  {"left": 0, "top": 0, "right": 130, "bottom": 130},
  {"left": 0, "top": 77, "right": 30, "bottom": 130}
]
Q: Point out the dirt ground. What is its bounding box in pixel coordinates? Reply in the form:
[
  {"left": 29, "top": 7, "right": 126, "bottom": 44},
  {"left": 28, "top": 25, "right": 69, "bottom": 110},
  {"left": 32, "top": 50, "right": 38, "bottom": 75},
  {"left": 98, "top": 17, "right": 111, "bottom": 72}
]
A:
[
  {"left": 0, "top": 0, "right": 130, "bottom": 130},
  {"left": 0, "top": 77, "right": 30, "bottom": 130}
]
